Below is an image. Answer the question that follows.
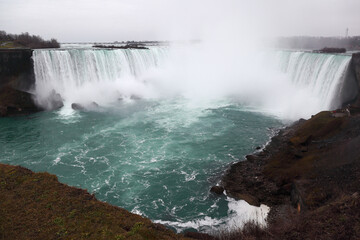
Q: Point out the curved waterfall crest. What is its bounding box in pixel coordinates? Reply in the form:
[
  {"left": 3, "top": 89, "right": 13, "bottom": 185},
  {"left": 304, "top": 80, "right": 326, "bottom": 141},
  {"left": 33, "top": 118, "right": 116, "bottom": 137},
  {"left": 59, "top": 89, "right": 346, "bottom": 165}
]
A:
[
  {"left": 33, "top": 47, "right": 168, "bottom": 109},
  {"left": 32, "top": 47, "right": 355, "bottom": 116},
  {"left": 274, "top": 51, "right": 353, "bottom": 109}
]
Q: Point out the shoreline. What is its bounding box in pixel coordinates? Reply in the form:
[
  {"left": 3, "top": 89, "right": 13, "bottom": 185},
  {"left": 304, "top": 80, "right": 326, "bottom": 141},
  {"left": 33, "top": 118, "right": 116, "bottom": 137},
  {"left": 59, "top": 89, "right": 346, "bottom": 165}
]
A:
[
  {"left": 0, "top": 163, "right": 196, "bottom": 240},
  {"left": 1, "top": 49, "right": 360, "bottom": 238},
  {"left": 1, "top": 108, "right": 360, "bottom": 239},
  {"left": 217, "top": 108, "right": 360, "bottom": 239}
]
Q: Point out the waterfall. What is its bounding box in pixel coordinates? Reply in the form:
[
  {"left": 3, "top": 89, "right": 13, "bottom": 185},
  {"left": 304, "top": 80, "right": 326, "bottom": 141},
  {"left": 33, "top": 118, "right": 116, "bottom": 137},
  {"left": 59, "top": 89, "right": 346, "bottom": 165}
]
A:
[
  {"left": 274, "top": 51, "right": 354, "bottom": 109},
  {"left": 33, "top": 47, "right": 168, "bottom": 109},
  {"left": 32, "top": 46, "right": 357, "bottom": 118}
]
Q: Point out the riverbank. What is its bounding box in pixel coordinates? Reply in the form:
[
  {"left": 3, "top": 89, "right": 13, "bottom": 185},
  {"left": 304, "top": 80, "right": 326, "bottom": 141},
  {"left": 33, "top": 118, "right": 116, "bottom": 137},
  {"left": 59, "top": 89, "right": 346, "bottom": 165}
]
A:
[
  {"left": 0, "top": 163, "right": 194, "bottom": 240},
  {"left": 219, "top": 107, "right": 360, "bottom": 239},
  {"left": 3, "top": 109, "right": 360, "bottom": 240}
]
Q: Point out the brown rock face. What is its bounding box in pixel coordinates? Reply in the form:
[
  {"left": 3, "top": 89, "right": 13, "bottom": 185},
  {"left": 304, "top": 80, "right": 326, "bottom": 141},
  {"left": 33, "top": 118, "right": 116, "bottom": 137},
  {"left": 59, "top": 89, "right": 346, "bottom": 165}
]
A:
[
  {"left": 0, "top": 49, "right": 35, "bottom": 91},
  {"left": 352, "top": 53, "right": 360, "bottom": 107},
  {"left": 0, "top": 87, "right": 40, "bottom": 116},
  {"left": 220, "top": 110, "right": 360, "bottom": 239},
  {"left": 233, "top": 193, "right": 260, "bottom": 207},
  {"left": 210, "top": 186, "right": 224, "bottom": 195},
  {"left": 0, "top": 49, "right": 41, "bottom": 116}
]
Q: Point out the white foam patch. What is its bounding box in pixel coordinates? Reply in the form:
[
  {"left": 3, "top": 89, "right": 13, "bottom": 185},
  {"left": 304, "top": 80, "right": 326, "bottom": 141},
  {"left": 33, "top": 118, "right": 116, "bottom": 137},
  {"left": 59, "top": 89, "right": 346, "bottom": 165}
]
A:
[
  {"left": 154, "top": 197, "right": 270, "bottom": 234},
  {"left": 53, "top": 157, "right": 61, "bottom": 165},
  {"left": 131, "top": 206, "right": 147, "bottom": 217}
]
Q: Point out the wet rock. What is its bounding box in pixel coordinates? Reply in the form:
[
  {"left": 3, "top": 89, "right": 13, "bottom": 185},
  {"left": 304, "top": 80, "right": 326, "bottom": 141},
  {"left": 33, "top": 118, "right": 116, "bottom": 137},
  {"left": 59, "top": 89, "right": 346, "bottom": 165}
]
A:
[
  {"left": 130, "top": 95, "right": 141, "bottom": 100},
  {"left": 72, "top": 102, "right": 100, "bottom": 111},
  {"left": 233, "top": 193, "right": 260, "bottom": 207},
  {"left": 89, "top": 101, "right": 99, "bottom": 108},
  {"left": 48, "top": 90, "right": 64, "bottom": 110},
  {"left": 71, "top": 103, "right": 85, "bottom": 111},
  {"left": 256, "top": 146, "right": 262, "bottom": 150},
  {"left": 210, "top": 186, "right": 224, "bottom": 195},
  {"left": 246, "top": 155, "right": 257, "bottom": 162}
]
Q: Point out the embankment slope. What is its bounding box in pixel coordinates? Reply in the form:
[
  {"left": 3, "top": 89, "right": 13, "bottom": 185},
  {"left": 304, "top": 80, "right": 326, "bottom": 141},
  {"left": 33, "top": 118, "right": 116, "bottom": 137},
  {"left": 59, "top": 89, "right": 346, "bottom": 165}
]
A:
[
  {"left": 0, "top": 163, "right": 191, "bottom": 240},
  {"left": 221, "top": 110, "right": 360, "bottom": 239}
]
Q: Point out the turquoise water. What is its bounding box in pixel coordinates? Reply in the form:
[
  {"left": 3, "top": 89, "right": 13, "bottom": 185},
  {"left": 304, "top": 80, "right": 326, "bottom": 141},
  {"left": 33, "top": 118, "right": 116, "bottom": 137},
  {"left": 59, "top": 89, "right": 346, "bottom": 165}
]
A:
[{"left": 0, "top": 98, "right": 282, "bottom": 232}]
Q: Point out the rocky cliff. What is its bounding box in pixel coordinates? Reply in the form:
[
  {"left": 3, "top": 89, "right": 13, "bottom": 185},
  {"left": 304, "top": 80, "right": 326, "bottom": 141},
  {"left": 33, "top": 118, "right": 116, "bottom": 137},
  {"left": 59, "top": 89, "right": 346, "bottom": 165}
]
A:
[
  {"left": 218, "top": 109, "right": 360, "bottom": 239},
  {"left": 352, "top": 53, "right": 360, "bottom": 106},
  {"left": 0, "top": 49, "right": 40, "bottom": 116},
  {"left": 0, "top": 49, "right": 35, "bottom": 90}
]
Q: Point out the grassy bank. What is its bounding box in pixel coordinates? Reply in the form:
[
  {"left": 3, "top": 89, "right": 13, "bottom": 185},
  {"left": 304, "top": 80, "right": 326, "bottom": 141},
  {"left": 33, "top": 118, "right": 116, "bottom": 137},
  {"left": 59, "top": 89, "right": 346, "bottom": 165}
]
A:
[{"left": 0, "top": 163, "right": 190, "bottom": 240}]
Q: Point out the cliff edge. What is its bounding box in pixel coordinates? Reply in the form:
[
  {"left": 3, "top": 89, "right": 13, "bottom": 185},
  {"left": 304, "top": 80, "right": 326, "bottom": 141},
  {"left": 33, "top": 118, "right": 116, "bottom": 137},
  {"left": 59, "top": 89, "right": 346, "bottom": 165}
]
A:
[
  {"left": 220, "top": 109, "right": 360, "bottom": 239},
  {"left": 0, "top": 49, "right": 41, "bottom": 116},
  {"left": 0, "top": 163, "right": 192, "bottom": 240}
]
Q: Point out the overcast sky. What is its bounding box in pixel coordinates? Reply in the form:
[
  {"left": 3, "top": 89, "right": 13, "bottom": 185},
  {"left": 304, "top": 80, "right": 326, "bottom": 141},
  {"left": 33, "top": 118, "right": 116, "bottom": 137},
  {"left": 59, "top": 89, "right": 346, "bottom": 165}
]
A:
[{"left": 0, "top": 0, "right": 359, "bottom": 42}]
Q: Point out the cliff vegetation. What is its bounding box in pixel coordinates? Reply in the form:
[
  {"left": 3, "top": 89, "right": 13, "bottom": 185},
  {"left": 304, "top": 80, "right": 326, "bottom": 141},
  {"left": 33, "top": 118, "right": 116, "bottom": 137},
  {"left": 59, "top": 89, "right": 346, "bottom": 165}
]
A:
[
  {"left": 0, "top": 163, "right": 191, "bottom": 240},
  {"left": 0, "top": 30, "right": 60, "bottom": 49}
]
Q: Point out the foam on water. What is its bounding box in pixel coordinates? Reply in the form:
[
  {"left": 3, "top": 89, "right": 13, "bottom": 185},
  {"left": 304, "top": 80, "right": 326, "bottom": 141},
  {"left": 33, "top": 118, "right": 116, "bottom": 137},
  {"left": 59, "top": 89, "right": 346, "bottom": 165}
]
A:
[
  {"left": 154, "top": 197, "right": 269, "bottom": 233},
  {"left": 0, "top": 97, "right": 282, "bottom": 233},
  {"left": 33, "top": 46, "right": 352, "bottom": 120},
  {"left": 6, "top": 45, "right": 352, "bottom": 234}
]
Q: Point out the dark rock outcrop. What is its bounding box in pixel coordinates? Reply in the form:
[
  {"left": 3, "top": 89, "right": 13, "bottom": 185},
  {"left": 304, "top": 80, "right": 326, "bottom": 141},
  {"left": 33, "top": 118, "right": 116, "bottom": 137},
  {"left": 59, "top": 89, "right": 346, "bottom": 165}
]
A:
[
  {"left": 313, "top": 47, "right": 346, "bottom": 54},
  {"left": 0, "top": 49, "right": 35, "bottom": 90},
  {"left": 0, "top": 87, "right": 40, "bottom": 116},
  {"left": 353, "top": 53, "right": 360, "bottom": 90},
  {"left": 219, "top": 110, "right": 360, "bottom": 239},
  {"left": 71, "top": 103, "right": 85, "bottom": 111},
  {"left": 232, "top": 193, "right": 260, "bottom": 207},
  {"left": 210, "top": 186, "right": 224, "bottom": 195},
  {"left": 0, "top": 49, "right": 40, "bottom": 116},
  {"left": 71, "top": 102, "right": 99, "bottom": 111},
  {"left": 349, "top": 52, "right": 360, "bottom": 107},
  {"left": 40, "top": 89, "right": 64, "bottom": 110},
  {"left": 93, "top": 44, "right": 149, "bottom": 50}
]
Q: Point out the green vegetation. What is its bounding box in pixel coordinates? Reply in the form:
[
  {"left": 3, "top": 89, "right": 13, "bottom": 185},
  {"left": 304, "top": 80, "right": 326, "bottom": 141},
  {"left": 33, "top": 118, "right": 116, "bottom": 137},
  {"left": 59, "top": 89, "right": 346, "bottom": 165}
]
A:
[
  {"left": 0, "top": 163, "right": 190, "bottom": 240},
  {"left": 0, "top": 30, "right": 60, "bottom": 49},
  {"left": 0, "top": 41, "right": 25, "bottom": 49}
]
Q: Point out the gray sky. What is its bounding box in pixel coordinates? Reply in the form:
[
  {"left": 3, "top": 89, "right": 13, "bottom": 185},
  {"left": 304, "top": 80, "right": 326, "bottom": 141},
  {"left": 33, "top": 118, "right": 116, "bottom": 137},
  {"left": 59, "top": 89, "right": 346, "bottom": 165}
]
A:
[{"left": 0, "top": 0, "right": 359, "bottom": 42}]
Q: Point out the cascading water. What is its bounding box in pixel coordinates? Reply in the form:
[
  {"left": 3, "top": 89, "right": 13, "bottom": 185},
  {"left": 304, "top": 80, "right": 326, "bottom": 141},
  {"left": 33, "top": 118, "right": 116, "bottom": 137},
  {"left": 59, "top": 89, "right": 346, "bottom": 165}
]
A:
[
  {"left": 33, "top": 47, "right": 355, "bottom": 118},
  {"left": 274, "top": 51, "right": 354, "bottom": 109},
  {"left": 33, "top": 47, "right": 168, "bottom": 109},
  {"left": 3, "top": 46, "right": 356, "bottom": 234}
]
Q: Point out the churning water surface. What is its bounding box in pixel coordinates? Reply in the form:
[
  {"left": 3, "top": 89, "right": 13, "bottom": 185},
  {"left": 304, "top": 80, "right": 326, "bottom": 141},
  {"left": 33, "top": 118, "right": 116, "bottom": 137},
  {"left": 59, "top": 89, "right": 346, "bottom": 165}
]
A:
[{"left": 0, "top": 44, "right": 353, "bottom": 232}]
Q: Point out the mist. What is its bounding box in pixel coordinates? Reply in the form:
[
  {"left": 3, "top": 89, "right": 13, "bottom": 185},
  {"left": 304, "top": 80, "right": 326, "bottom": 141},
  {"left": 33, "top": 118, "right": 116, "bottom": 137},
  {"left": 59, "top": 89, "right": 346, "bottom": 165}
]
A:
[{"left": 13, "top": 0, "right": 356, "bottom": 120}]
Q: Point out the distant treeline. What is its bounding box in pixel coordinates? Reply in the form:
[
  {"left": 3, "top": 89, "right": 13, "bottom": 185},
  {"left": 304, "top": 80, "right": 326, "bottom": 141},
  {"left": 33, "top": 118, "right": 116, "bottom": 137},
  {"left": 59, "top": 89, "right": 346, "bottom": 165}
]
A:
[
  {"left": 0, "top": 30, "right": 60, "bottom": 49},
  {"left": 276, "top": 36, "right": 360, "bottom": 51}
]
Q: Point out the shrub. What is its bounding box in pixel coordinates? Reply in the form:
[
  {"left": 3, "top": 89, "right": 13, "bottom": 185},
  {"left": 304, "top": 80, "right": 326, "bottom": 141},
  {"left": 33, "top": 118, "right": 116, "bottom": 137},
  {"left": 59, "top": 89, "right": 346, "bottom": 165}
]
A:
[{"left": 0, "top": 30, "right": 60, "bottom": 49}]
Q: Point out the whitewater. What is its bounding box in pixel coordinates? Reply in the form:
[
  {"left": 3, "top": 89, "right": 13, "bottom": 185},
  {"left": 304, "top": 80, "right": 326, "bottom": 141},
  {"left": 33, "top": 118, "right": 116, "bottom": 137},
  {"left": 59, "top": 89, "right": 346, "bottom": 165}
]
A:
[{"left": 0, "top": 44, "right": 354, "bottom": 233}]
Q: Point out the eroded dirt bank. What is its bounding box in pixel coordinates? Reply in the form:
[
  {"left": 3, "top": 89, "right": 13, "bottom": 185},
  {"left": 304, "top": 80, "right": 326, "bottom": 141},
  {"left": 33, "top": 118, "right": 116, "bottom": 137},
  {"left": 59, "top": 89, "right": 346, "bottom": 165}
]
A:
[{"left": 219, "top": 108, "right": 360, "bottom": 239}]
